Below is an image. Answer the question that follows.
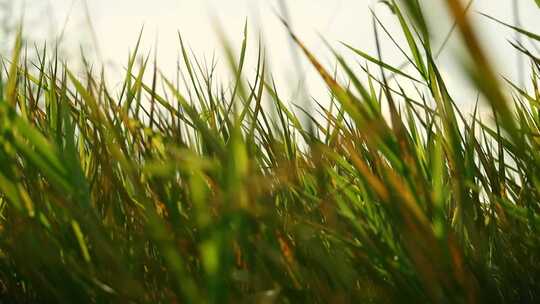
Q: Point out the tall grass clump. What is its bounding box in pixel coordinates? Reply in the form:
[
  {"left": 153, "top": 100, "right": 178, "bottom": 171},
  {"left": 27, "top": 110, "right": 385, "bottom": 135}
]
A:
[{"left": 1, "top": 0, "right": 539, "bottom": 302}]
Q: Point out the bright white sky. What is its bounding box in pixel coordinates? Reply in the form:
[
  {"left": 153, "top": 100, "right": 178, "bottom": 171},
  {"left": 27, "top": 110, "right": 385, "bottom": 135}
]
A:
[{"left": 21, "top": 0, "right": 540, "bottom": 107}]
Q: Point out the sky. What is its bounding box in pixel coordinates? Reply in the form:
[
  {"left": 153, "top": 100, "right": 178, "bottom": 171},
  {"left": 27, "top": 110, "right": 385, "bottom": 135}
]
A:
[{"left": 16, "top": 0, "right": 540, "bottom": 108}]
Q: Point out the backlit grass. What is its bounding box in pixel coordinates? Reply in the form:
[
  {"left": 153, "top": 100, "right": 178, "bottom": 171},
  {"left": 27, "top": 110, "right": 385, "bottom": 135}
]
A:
[{"left": 0, "top": 0, "right": 539, "bottom": 302}]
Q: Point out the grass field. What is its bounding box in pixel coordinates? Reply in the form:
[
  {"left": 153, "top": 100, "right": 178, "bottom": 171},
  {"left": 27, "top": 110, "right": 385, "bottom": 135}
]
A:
[{"left": 0, "top": 0, "right": 539, "bottom": 302}]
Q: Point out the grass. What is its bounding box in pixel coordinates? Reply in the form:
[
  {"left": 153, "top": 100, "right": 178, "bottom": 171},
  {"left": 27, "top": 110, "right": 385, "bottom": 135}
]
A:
[{"left": 0, "top": 0, "right": 539, "bottom": 302}]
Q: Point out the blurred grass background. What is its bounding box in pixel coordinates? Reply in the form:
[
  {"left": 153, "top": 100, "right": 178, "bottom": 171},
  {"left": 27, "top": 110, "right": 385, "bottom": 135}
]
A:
[{"left": 0, "top": 0, "right": 540, "bottom": 303}]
